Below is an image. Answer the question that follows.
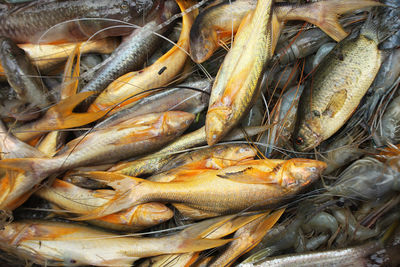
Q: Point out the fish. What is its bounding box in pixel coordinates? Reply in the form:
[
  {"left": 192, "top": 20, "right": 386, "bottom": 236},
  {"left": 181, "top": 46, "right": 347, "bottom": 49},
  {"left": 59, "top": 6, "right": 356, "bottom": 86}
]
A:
[
  {"left": 0, "top": 38, "right": 119, "bottom": 78},
  {"left": 109, "top": 125, "right": 270, "bottom": 177},
  {"left": 205, "top": 0, "right": 379, "bottom": 146},
  {"left": 0, "top": 219, "right": 232, "bottom": 266},
  {"left": 190, "top": 0, "right": 381, "bottom": 63},
  {"left": 88, "top": 0, "right": 198, "bottom": 113},
  {"left": 0, "top": 111, "right": 194, "bottom": 210},
  {"left": 94, "top": 78, "right": 212, "bottom": 129},
  {"left": 205, "top": 0, "right": 274, "bottom": 145},
  {"left": 0, "top": 37, "right": 52, "bottom": 110},
  {"left": 148, "top": 144, "right": 256, "bottom": 182},
  {"left": 0, "top": 0, "right": 163, "bottom": 43},
  {"left": 36, "top": 179, "right": 174, "bottom": 232},
  {"left": 79, "top": 0, "right": 179, "bottom": 95},
  {"left": 293, "top": 16, "right": 384, "bottom": 151},
  {"left": 73, "top": 158, "right": 325, "bottom": 219},
  {"left": 210, "top": 209, "right": 284, "bottom": 267},
  {"left": 140, "top": 212, "right": 273, "bottom": 267},
  {"left": 11, "top": 91, "right": 109, "bottom": 142}
]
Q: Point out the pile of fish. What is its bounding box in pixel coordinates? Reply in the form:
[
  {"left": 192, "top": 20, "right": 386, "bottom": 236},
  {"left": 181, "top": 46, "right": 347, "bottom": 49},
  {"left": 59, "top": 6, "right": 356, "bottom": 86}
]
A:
[{"left": 0, "top": 0, "right": 398, "bottom": 266}]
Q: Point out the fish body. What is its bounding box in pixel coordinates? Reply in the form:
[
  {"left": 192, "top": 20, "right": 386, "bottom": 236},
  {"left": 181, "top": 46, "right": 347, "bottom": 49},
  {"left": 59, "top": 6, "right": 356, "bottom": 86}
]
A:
[
  {"left": 0, "top": 37, "right": 52, "bottom": 109},
  {"left": 79, "top": 0, "right": 178, "bottom": 94},
  {"left": 0, "top": 0, "right": 163, "bottom": 43},
  {"left": 78, "top": 158, "right": 325, "bottom": 218},
  {"left": 0, "top": 38, "right": 119, "bottom": 77},
  {"left": 205, "top": 0, "right": 274, "bottom": 145},
  {"left": 88, "top": 0, "right": 197, "bottom": 113},
  {"left": 294, "top": 22, "right": 383, "bottom": 151},
  {"left": 110, "top": 125, "right": 269, "bottom": 177},
  {"left": 95, "top": 79, "right": 212, "bottom": 129},
  {"left": 0, "top": 219, "right": 231, "bottom": 266},
  {"left": 190, "top": 0, "right": 381, "bottom": 63},
  {"left": 0, "top": 111, "right": 194, "bottom": 209}
]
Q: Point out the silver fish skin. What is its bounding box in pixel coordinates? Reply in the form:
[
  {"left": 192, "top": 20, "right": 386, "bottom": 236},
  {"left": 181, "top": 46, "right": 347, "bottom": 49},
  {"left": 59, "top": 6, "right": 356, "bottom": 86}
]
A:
[
  {"left": 79, "top": 0, "right": 179, "bottom": 94},
  {"left": 0, "top": 0, "right": 163, "bottom": 43},
  {"left": 94, "top": 79, "right": 212, "bottom": 130},
  {"left": 0, "top": 37, "right": 52, "bottom": 109}
]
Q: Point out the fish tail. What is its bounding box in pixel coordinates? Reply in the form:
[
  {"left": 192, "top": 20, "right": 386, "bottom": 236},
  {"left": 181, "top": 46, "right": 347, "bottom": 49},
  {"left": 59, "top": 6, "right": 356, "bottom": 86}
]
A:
[
  {"left": 45, "top": 92, "right": 109, "bottom": 130},
  {"left": 292, "top": 0, "right": 383, "bottom": 42},
  {"left": 71, "top": 171, "right": 146, "bottom": 220},
  {"left": 60, "top": 44, "right": 81, "bottom": 99},
  {"left": 0, "top": 158, "right": 51, "bottom": 179},
  {"left": 361, "top": 7, "right": 394, "bottom": 44}
]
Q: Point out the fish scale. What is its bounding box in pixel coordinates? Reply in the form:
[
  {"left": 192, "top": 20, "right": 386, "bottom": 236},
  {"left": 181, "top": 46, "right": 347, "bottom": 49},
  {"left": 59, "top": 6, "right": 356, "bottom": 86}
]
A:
[{"left": 294, "top": 25, "right": 383, "bottom": 151}]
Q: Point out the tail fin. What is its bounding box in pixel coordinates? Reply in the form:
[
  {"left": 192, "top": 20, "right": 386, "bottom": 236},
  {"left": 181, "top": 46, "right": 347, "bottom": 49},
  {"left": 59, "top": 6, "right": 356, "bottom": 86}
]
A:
[
  {"left": 60, "top": 44, "right": 80, "bottom": 99},
  {"left": 281, "top": 0, "right": 383, "bottom": 41},
  {"left": 72, "top": 171, "right": 146, "bottom": 220},
  {"left": 0, "top": 157, "right": 52, "bottom": 179},
  {"left": 173, "top": 238, "right": 232, "bottom": 254},
  {"left": 15, "top": 92, "right": 109, "bottom": 141}
]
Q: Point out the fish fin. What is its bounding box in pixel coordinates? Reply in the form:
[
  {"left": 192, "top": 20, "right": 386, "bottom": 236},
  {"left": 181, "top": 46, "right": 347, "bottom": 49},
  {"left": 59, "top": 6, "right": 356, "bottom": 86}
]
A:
[
  {"left": 0, "top": 157, "right": 50, "bottom": 179},
  {"left": 173, "top": 203, "right": 221, "bottom": 220},
  {"left": 44, "top": 92, "right": 108, "bottom": 129},
  {"left": 171, "top": 169, "right": 210, "bottom": 182},
  {"left": 271, "top": 14, "right": 284, "bottom": 54},
  {"left": 281, "top": 0, "right": 383, "bottom": 42},
  {"left": 77, "top": 171, "right": 142, "bottom": 191},
  {"left": 216, "top": 209, "right": 284, "bottom": 266},
  {"left": 322, "top": 89, "right": 347, "bottom": 118},
  {"left": 71, "top": 172, "right": 147, "bottom": 220},
  {"left": 217, "top": 167, "right": 278, "bottom": 184},
  {"left": 60, "top": 44, "right": 81, "bottom": 99},
  {"left": 175, "top": 237, "right": 233, "bottom": 254},
  {"left": 180, "top": 215, "right": 238, "bottom": 238}
]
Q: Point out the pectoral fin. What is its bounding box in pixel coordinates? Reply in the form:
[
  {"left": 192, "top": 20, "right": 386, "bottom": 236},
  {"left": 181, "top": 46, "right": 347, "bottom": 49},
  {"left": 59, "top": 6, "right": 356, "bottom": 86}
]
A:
[{"left": 322, "top": 89, "right": 347, "bottom": 118}]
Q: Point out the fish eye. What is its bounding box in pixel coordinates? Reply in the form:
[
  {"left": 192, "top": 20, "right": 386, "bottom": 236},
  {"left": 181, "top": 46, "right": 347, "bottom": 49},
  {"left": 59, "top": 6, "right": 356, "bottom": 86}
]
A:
[{"left": 295, "top": 137, "right": 304, "bottom": 146}]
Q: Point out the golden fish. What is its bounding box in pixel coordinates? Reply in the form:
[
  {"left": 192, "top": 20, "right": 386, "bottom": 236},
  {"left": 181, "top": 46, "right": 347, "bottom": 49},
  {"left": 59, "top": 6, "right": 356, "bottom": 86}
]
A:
[{"left": 74, "top": 158, "right": 326, "bottom": 220}]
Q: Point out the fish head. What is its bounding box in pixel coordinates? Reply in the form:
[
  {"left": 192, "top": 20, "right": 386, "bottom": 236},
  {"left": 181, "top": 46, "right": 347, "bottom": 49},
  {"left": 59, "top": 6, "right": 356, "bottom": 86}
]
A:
[
  {"left": 206, "top": 106, "right": 233, "bottom": 145},
  {"left": 190, "top": 29, "right": 217, "bottom": 63},
  {"left": 0, "top": 37, "right": 26, "bottom": 59},
  {"left": 293, "top": 120, "right": 323, "bottom": 152},
  {"left": 281, "top": 159, "right": 326, "bottom": 189}
]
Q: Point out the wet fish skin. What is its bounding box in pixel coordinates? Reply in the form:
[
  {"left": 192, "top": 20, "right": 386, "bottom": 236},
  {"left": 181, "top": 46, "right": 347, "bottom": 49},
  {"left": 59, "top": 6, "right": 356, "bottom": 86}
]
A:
[
  {"left": 77, "top": 158, "right": 326, "bottom": 219},
  {"left": 0, "top": 0, "right": 163, "bottom": 43},
  {"left": 36, "top": 179, "right": 174, "bottom": 231},
  {"left": 190, "top": 0, "right": 381, "bottom": 63},
  {"left": 94, "top": 78, "right": 212, "bottom": 130},
  {"left": 109, "top": 125, "right": 270, "bottom": 177},
  {"left": 79, "top": 0, "right": 179, "bottom": 95},
  {"left": 148, "top": 144, "right": 256, "bottom": 182},
  {"left": 88, "top": 0, "right": 197, "bottom": 113},
  {"left": 0, "top": 111, "right": 194, "bottom": 210},
  {"left": 205, "top": 0, "right": 274, "bottom": 145},
  {"left": 293, "top": 21, "right": 383, "bottom": 151},
  {"left": 0, "top": 219, "right": 232, "bottom": 266},
  {"left": 0, "top": 37, "right": 52, "bottom": 109}
]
